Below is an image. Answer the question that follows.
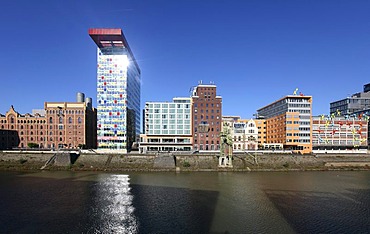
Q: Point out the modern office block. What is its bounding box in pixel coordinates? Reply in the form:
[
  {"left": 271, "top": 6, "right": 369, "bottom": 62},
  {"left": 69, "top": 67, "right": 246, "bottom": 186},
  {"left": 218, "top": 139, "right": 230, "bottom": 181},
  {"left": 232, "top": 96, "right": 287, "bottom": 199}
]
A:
[
  {"left": 89, "top": 28, "right": 141, "bottom": 151},
  {"left": 312, "top": 116, "right": 367, "bottom": 153},
  {"left": 140, "top": 97, "right": 192, "bottom": 152},
  {"left": 257, "top": 94, "right": 312, "bottom": 154},
  {"left": 330, "top": 83, "right": 370, "bottom": 115}
]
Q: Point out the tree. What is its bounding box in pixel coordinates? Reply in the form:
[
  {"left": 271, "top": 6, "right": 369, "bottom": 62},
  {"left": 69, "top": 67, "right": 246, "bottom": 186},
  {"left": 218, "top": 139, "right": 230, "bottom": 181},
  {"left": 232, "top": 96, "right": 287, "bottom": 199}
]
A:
[{"left": 28, "top": 142, "right": 39, "bottom": 148}]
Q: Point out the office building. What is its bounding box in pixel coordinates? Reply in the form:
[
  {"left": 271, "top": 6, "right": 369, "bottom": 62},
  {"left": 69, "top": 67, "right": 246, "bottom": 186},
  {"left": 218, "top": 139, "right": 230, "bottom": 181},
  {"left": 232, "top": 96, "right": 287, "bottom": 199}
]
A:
[
  {"left": 255, "top": 118, "right": 267, "bottom": 149},
  {"left": 89, "top": 28, "right": 141, "bottom": 152},
  {"left": 330, "top": 83, "right": 370, "bottom": 115},
  {"left": 257, "top": 94, "right": 312, "bottom": 154},
  {"left": 191, "top": 82, "right": 222, "bottom": 151},
  {"left": 312, "top": 116, "right": 367, "bottom": 153},
  {"left": 139, "top": 98, "right": 192, "bottom": 152}
]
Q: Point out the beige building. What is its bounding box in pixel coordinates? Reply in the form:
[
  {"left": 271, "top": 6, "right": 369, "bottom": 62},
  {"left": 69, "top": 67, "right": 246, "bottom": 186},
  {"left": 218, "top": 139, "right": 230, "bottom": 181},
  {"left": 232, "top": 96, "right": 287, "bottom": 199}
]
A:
[
  {"left": 44, "top": 102, "right": 97, "bottom": 149},
  {"left": 222, "top": 116, "right": 259, "bottom": 151}
]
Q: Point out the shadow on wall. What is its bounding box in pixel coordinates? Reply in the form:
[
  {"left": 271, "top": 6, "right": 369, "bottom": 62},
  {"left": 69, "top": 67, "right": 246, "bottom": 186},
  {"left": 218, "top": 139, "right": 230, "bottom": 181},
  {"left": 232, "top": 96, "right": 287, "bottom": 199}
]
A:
[
  {"left": 70, "top": 153, "right": 80, "bottom": 164},
  {"left": 0, "top": 130, "right": 20, "bottom": 150}
]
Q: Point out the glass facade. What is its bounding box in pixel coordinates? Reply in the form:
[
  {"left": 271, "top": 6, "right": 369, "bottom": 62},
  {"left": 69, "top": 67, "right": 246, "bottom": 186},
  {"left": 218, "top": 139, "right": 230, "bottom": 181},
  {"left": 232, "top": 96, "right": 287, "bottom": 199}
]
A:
[
  {"left": 145, "top": 98, "right": 191, "bottom": 135},
  {"left": 96, "top": 46, "right": 140, "bottom": 150}
]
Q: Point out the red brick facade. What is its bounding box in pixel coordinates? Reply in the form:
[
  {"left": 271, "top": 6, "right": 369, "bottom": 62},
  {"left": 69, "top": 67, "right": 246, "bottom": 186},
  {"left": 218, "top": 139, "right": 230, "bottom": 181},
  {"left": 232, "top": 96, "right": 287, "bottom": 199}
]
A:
[
  {"left": 0, "top": 103, "right": 97, "bottom": 150},
  {"left": 192, "top": 84, "right": 222, "bottom": 151}
]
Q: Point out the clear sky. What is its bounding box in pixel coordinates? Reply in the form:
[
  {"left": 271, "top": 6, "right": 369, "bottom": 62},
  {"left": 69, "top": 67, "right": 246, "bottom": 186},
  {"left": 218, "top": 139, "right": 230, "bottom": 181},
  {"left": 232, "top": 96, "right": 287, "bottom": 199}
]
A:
[{"left": 1, "top": 0, "right": 369, "bottom": 119}]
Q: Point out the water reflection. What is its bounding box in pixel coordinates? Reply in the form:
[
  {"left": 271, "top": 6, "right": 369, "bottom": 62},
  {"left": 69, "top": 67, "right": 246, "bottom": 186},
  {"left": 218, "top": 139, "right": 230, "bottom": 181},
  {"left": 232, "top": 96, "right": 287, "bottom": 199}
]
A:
[
  {"left": 90, "top": 174, "right": 138, "bottom": 233},
  {"left": 0, "top": 171, "right": 369, "bottom": 233}
]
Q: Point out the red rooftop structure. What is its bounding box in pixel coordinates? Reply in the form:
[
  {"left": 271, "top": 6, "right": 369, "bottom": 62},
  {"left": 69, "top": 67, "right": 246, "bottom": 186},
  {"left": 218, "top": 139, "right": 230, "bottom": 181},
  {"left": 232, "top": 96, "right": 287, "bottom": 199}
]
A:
[{"left": 89, "top": 28, "right": 140, "bottom": 72}]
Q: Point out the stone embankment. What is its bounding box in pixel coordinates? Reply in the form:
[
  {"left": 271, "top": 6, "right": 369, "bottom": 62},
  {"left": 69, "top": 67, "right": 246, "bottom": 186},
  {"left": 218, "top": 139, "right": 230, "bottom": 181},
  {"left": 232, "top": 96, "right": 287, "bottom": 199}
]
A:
[{"left": 0, "top": 151, "right": 370, "bottom": 172}]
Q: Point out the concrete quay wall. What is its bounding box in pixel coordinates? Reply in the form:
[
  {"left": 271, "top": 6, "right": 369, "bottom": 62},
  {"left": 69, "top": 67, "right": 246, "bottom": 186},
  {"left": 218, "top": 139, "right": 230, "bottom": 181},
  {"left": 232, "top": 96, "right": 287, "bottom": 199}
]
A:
[{"left": 1, "top": 151, "right": 370, "bottom": 171}]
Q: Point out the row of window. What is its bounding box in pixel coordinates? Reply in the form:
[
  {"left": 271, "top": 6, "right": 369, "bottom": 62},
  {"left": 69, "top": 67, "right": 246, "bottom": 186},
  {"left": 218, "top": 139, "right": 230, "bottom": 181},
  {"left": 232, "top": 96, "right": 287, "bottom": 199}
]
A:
[
  {"left": 49, "top": 117, "right": 82, "bottom": 124},
  {"left": 193, "top": 103, "right": 219, "bottom": 108},
  {"left": 19, "top": 130, "right": 82, "bottom": 135},
  {"left": 145, "top": 138, "right": 191, "bottom": 143},
  {"left": 0, "top": 119, "right": 46, "bottom": 124},
  {"left": 147, "top": 114, "right": 190, "bottom": 119},
  {"left": 147, "top": 103, "right": 191, "bottom": 109},
  {"left": 147, "top": 130, "right": 191, "bottom": 135},
  {"left": 286, "top": 133, "right": 311, "bottom": 137},
  {"left": 147, "top": 124, "right": 191, "bottom": 130},
  {"left": 19, "top": 137, "right": 82, "bottom": 142},
  {"left": 46, "top": 110, "right": 84, "bottom": 115},
  {"left": 150, "top": 109, "right": 191, "bottom": 114}
]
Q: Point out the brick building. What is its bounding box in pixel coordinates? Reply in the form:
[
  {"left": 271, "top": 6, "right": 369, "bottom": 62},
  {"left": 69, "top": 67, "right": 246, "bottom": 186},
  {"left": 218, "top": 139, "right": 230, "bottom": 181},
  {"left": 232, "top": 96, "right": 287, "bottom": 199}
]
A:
[
  {"left": 191, "top": 82, "right": 222, "bottom": 151},
  {"left": 0, "top": 95, "right": 97, "bottom": 150}
]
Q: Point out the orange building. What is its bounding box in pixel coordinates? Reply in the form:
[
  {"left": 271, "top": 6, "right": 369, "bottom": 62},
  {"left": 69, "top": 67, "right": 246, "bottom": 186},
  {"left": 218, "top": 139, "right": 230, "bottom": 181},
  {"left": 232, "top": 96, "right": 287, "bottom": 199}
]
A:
[
  {"left": 254, "top": 118, "right": 267, "bottom": 148},
  {"left": 257, "top": 95, "right": 312, "bottom": 154}
]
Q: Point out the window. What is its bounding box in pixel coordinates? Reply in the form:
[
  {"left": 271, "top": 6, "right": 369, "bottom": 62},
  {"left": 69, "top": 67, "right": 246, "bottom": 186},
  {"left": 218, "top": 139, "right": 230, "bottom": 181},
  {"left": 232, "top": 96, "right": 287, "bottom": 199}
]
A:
[
  {"left": 59, "top": 117, "right": 63, "bottom": 124},
  {"left": 68, "top": 117, "right": 72, "bottom": 124},
  {"left": 49, "top": 117, "right": 53, "bottom": 124},
  {"left": 78, "top": 117, "right": 82, "bottom": 124}
]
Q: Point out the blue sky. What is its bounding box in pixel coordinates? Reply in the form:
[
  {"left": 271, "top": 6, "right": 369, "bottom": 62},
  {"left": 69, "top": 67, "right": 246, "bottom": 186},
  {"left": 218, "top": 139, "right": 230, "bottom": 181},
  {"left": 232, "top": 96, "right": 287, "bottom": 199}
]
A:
[{"left": 0, "top": 0, "right": 369, "bottom": 119}]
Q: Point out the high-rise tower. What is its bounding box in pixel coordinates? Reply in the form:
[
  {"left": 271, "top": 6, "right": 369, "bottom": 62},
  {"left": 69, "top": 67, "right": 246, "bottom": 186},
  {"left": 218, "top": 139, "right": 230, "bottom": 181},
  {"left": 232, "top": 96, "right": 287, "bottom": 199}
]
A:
[{"left": 89, "top": 28, "right": 141, "bottom": 151}]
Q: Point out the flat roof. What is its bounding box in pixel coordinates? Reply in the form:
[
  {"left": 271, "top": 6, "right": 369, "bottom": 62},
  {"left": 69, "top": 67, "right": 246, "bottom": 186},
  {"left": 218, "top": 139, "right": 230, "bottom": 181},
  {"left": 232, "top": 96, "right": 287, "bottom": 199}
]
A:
[
  {"left": 257, "top": 95, "right": 312, "bottom": 111},
  {"left": 88, "top": 28, "right": 126, "bottom": 48},
  {"left": 88, "top": 28, "right": 140, "bottom": 73}
]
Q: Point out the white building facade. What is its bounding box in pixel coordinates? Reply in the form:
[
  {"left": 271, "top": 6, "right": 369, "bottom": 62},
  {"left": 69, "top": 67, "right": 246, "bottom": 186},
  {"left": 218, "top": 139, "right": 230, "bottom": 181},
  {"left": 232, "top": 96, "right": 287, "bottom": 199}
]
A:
[
  {"left": 140, "top": 98, "right": 192, "bottom": 153},
  {"left": 222, "top": 116, "right": 259, "bottom": 151}
]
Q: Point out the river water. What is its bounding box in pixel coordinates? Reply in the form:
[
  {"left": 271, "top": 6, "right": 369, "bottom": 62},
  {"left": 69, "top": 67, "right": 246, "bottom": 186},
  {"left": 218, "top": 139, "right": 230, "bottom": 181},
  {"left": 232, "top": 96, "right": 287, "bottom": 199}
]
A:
[{"left": 0, "top": 170, "right": 369, "bottom": 233}]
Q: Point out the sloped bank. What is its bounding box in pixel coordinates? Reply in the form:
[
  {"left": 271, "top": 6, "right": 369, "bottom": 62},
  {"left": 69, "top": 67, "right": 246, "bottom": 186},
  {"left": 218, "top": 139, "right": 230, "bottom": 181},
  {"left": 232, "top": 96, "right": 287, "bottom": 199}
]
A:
[{"left": 0, "top": 151, "right": 370, "bottom": 172}]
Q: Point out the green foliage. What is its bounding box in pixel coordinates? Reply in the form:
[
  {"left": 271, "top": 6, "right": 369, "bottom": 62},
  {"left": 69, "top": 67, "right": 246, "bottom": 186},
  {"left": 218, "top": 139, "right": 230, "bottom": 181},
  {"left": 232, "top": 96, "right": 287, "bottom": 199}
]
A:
[
  {"left": 183, "top": 161, "right": 191, "bottom": 167},
  {"left": 27, "top": 142, "right": 39, "bottom": 148},
  {"left": 19, "top": 158, "right": 27, "bottom": 164}
]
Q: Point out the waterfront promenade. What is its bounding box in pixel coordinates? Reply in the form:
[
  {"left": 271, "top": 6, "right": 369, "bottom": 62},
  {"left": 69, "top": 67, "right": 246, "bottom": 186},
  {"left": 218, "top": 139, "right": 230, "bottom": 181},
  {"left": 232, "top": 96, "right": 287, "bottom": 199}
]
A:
[{"left": 1, "top": 150, "right": 370, "bottom": 172}]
